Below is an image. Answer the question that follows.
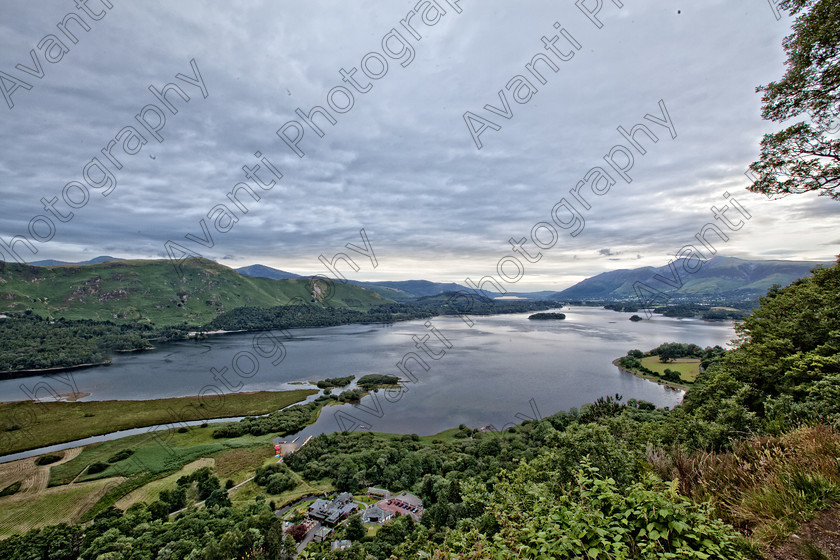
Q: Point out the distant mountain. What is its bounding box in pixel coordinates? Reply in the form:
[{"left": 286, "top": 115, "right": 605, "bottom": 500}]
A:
[
  {"left": 347, "top": 279, "right": 480, "bottom": 301},
  {"left": 29, "top": 256, "right": 123, "bottom": 266},
  {"left": 553, "top": 256, "right": 828, "bottom": 301},
  {"left": 0, "top": 258, "right": 391, "bottom": 326},
  {"left": 236, "top": 264, "right": 301, "bottom": 280}
]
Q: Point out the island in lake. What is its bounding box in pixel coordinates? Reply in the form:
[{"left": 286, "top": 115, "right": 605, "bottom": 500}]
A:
[{"left": 528, "top": 312, "right": 566, "bottom": 320}]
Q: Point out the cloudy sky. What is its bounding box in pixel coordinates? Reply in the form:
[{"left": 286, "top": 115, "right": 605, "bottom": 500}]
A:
[{"left": 0, "top": 0, "right": 837, "bottom": 291}]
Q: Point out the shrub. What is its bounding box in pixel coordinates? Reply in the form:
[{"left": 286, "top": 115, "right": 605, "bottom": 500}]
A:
[
  {"left": 106, "top": 449, "right": 134, "bottom": 463},
  {"left": 0, "top": 481, "right": 21, "bottom": 497},
  {"left": 87, "top": 462, "right": 109, "bottom": 474},
  {"left": 34, "top": 454, "right": 62, "bottom": 466},
  {"left": 265, "top": 473, "right": 296, "bottom": 495}
]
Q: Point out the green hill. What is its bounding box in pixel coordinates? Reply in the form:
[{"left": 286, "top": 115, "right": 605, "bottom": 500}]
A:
[{"left": 0, "top": 258, "right": 390, "bottom": 327}]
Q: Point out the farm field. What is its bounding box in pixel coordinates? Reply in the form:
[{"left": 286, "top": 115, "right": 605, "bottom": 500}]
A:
[{"left": 0, "top": 476, "right": 124, "bottom": 539}]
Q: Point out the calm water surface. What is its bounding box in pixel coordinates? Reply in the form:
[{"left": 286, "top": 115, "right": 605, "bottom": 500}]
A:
[{"left": 0, "top": 308, "right": 736, "bottom": 441}]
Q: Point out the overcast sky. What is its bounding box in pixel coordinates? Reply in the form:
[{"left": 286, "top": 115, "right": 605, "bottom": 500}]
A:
[{"left": 0, "top": 0, "right": 837, "bottom": 291}]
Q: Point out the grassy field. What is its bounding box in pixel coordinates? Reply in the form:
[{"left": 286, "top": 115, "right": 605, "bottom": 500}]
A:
[
  {"left": 0, "top": 389, "right": 317, "bottom": 456},
  {"left": 0, "top": 476, "right": 124, "bottom": 539},
  {"left": 114, "top": 458, "right": 214, "bottom": 511},
  {"left": 48, "top": 422, "right": 282, "bottom": 486},
  {"left": 640, "top": 356, "right": 701, "bottom": 383},
  {"left": 214, "top": 446, "right": 274, "bottom": 480}
]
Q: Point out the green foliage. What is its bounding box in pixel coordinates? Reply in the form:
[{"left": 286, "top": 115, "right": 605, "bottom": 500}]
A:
[
  {"left": 749, "top": 0, "right": 840, "bottom": 200},
  {"left": 0, "top": 481, "right": 21, "bottom": 497},
  {"left": 317, "top": 375, "right": 355, "bottom": 389},
  {"left": 106, "top": 448, "right": 134, "bottom": 463},
  {"left": 254, "top": 463, "right": 297, "bottom": 495},
  {"left": 0, "top": 314, "right": 155, "bottom": 374},
  {"left": 686, "top": 263, "right": 840, "bottom": 427},
  {"left": 445, "top": 456, "right": 752, "bottom": 559},
  {"left": 357, "top": 374, "right": 400, "bottom": 389},
  {"left": 212, "top": 397, "right": 330, "bottom": 438},
  {"left": 208, "top": 296, "right": 561, "bottom": 332},
  {"left": 86, "top": 461, "right": 109, "bottom": 474},
  {"left": 344, "top": 514, "right": 366, "bottom": 541},
  {"left": 527, "top": 312, "right": 566, "bottom": 320},
  {"left": 335, "top": 388, "right": 365, "bottom": 402},
  {"left": 34, "top": 453, "right": 63, "bottom": 466}
]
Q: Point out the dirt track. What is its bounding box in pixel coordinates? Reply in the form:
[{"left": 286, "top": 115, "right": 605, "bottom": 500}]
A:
[{"left": 0, "top": 447, "right": 83, "bottom": 495}]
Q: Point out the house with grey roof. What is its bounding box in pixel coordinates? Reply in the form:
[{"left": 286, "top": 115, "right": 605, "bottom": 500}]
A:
[{"left": 362, "top": 504, "right": 392, "bottom": 524}]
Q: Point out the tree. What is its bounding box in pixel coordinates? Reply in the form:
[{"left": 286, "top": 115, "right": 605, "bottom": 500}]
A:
[
  {"left": 748, "top": 0, "right": 840, "bottom": 200},
  {"left": 288, "top": 523, "right": 308, "bottom": 543},
  {"left": 205, "top": 488, "right": 231, "bottom": 509},
  {"left": 344, "top": 514, "right": 366, "bottom": 541}
]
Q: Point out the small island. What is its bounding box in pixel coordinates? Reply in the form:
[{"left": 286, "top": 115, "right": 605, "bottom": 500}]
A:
[{"left": 528, "top": 312, "right": 566, "bottom": 320}]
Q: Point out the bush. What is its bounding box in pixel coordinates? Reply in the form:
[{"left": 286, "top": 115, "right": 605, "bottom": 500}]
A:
[
  {"left": 87, "top": 462, "right": 109, "bottom": 474},
  {"left": 265, "top": 473, "right": 297, "bottom": 495},
  {"left": 34, "top": 454, "right": 62, "bottom": 466},
  {"left": 106, "top": 449, "right": 134, "bottom": 463},
  {"left": 0, "top": 481, "right": 21, "bottom": 497}
]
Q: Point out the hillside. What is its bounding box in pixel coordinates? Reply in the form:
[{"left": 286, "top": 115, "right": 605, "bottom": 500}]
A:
[
  {"left": 554, "top": 256, "right": 827, "bottom": 301},
  {"left": 29, "top": 256, "right": 123, "bottom": 266},
  {"left": 0, "top": 259, "right": 390, "bottom": 327},
  {"left": 235, "top": 264, "right": 301, "bottom": 280},
  {"left": 347, "top": 279, "right": 481, "bottom": 301}
]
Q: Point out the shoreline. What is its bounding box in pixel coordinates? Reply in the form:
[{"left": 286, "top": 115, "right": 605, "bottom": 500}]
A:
[
  {"left": 611, "top": 358, "right": 692, "bottom": 391},
  {"left": 0, "top": 360, "right": 112, "bottom": 379}
]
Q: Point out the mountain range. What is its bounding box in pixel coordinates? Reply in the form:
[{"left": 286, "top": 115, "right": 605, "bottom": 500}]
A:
[
  {"left": 550, "top": 256, "right": 829, "bottom": 301},
  {"left": 11, "top": 256, "right": 828, "bottom": 324},
  {"left": 235, "top": 264, "right": 479, "bottom": 301}
]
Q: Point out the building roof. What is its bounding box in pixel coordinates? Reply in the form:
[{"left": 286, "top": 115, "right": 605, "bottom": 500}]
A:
[
  {"left": 396, "top": 492, "right": 423, "bottom": 507},
  {"left": 336, "top": 492, "right": 353, "bottom": 504},
  {"left": 331, "top": 540, "right": 352, "bottom": 550},
  {"left": 314, "top": 526, "right": 333, "bottom": 538},
  {"left": 326, "top": 503, "right": 358, "bottom": 524},
  {"left": 362, "top": 505, "right": 389, "bottom": 522}
]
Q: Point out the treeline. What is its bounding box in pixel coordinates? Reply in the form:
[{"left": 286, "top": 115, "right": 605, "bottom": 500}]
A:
[
  {"left": 212, "top": 397, "right": 329, "bottom": 439},
  {"left": 316, "top": 375, "right": 355, "bottom": 389},
  {"left": 0, "top": 314, "right": 181, "bottom": 376},
  {"left": 599, "top": 301, "right": 754, "bottom": 320},
  {"left": 357, "top": 374, "right": 399, "bottom": 389},
  {"left": 203, "top": 295, "right": 561, "bottom": 332},
  {"left": 0, "top": 293, "right": 559, "bottom": 376}
]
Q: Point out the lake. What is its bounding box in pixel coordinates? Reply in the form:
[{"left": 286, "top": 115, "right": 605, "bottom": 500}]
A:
[{"left": 0, "top": 307, "right": 736, "bottom": 441}]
